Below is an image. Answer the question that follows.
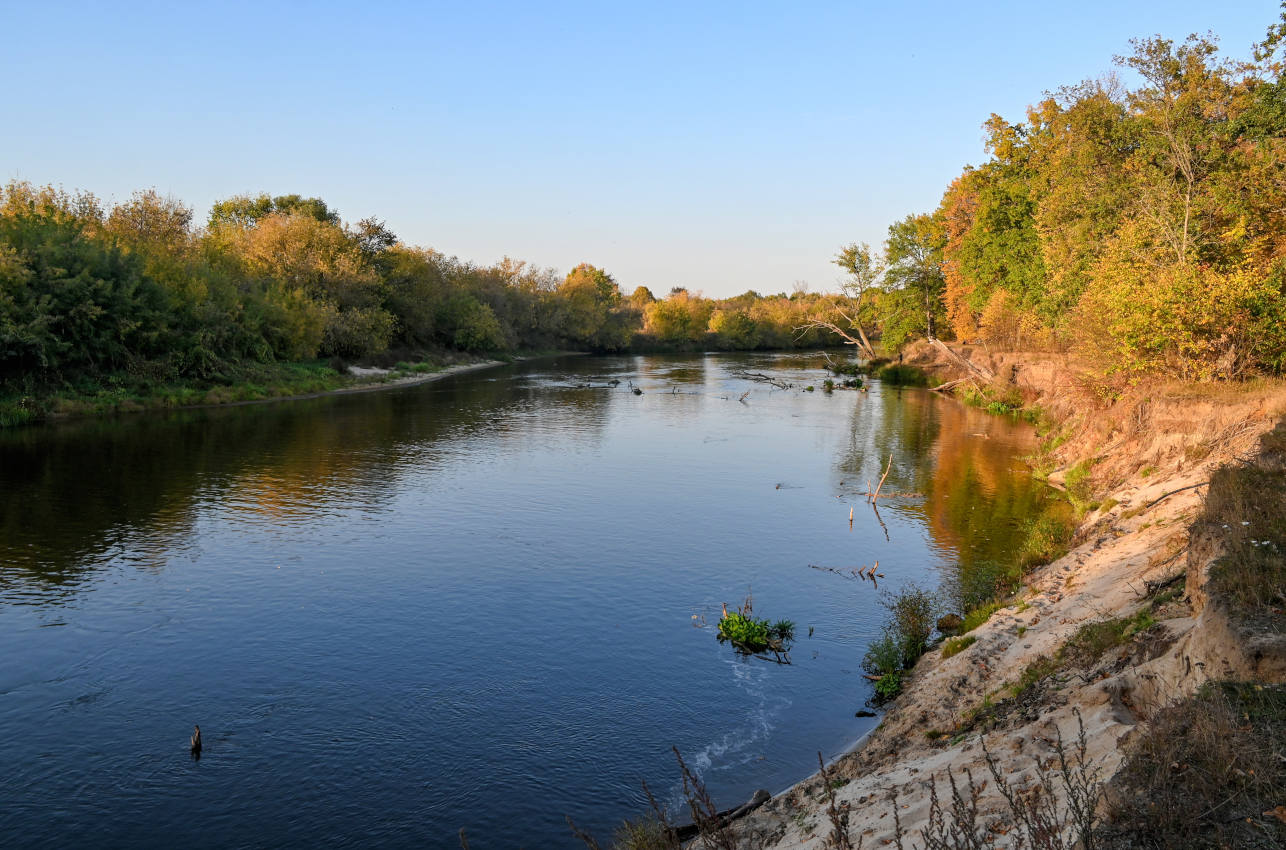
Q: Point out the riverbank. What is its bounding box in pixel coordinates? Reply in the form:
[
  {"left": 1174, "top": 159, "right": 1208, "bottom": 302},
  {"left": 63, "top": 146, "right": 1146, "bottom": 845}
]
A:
[
  {"left": 0, "top": 352, "right": 573, "bottom": 427},
  {"left": 726, "top": 345, "right": 1286, "bottom": 848}
]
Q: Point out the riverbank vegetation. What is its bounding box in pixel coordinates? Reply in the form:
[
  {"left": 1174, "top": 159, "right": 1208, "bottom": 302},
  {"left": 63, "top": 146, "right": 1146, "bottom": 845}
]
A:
[
  {"left": 817, "top": 9, "right": 1286, "bottom": 389},
  {"left": 0, "top": 183, "right": 854, "bottom": 425}
]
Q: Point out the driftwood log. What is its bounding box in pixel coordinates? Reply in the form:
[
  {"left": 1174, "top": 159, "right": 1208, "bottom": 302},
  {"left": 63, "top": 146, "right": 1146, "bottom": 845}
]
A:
[{"left": 672, "top": 789, "right": 772, "bottom": 841}]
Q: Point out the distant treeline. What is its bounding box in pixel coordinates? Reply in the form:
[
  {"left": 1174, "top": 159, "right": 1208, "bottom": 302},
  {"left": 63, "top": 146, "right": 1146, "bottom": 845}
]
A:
[
  {"left": 0, "top": 182, "right": 851, "bottom": 399},
  {"left": 845, "top": 11, "right": 1286, "bottom": 381}
]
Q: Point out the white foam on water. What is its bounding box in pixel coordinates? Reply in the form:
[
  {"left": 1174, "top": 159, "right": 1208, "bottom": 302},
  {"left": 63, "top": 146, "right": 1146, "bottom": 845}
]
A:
[{"left": 666, "top": 657, "right": 793, "bottom": 811}]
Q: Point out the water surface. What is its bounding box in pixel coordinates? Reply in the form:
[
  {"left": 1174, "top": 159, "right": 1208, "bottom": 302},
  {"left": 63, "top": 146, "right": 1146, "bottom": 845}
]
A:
[{"left": 0, "top": 353, "right": 1055, "bottom": 847}]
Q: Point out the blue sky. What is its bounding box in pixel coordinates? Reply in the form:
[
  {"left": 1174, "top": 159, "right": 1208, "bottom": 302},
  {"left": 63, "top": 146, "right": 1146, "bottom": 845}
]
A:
[{"left": 2, "top": 1, "right": 1280, "bottom": 297}]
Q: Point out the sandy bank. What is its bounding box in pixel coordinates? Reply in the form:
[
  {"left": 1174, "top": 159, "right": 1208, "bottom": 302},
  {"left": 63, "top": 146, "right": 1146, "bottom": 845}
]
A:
[
  {"left": 164, "top": 359, "right": 509, "bottom": 413},
  {"left": 725, "top": 348, "right": 1286, "bottom": 848}
]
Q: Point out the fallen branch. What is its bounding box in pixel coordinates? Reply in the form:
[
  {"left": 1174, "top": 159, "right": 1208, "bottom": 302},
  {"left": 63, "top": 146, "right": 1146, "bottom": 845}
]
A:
[
  {"left": 738, "top": 371, "right": 792, "bottom": 390},
  {"left": 1143, "top": 482, "right": 1206, "bottom": 510},
  {"left": 929, "top": 337, "right": 995, "bottom": 382},
  {"left": 930, "top": 377, "right": 969, "bottom": 394},
  {"left": 810, "top": 562, "right": 881, "bottom": 581}
]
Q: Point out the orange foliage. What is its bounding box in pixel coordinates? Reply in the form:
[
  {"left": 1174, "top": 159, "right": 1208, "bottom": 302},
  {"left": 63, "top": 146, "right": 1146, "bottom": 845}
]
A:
[{"left": 939, "top": 173, "right": 981, "bottom": 341}]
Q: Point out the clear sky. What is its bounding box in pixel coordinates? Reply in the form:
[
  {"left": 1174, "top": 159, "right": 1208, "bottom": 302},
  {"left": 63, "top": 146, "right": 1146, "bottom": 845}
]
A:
[{"left": 2, "top": 1, "right": 1280, "bottom": 297}]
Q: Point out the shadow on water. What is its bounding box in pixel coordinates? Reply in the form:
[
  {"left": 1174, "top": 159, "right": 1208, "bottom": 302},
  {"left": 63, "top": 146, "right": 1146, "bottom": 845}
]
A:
[{"left": 0, "top": 362, "right": 611, "bottom": 599}]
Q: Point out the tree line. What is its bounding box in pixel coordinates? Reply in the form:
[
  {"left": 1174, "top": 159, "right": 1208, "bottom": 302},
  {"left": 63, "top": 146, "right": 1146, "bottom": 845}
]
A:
[
  {"left": 0, "top": 183, "right": 847, "bottom": 399},
  {"left": 832, "top": 8, "right": 1286, "bottom": 381}
]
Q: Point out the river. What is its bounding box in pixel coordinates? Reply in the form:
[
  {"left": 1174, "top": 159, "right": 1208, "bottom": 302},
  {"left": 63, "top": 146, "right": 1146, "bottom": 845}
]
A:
[{"left": 0, "top": 353, "right": 1058, "bottom": 848}]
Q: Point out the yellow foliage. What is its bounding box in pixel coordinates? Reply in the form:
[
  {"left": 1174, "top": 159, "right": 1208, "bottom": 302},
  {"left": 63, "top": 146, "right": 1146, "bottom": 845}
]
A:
[
  {"left": 978, "top": 289, "right": 1054, "bottom": 351},
  {"left": 1078, "top": 247, "right": 1279, "bottom": 379}
]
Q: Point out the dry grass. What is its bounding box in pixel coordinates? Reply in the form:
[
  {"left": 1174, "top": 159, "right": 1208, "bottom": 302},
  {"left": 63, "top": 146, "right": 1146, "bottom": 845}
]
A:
[
  {"left": 889, "top": 711, "right": 1103, "bottom": 850},
  {"left": 1099, "top": 682, "right": 1286, "bottom": 849},
  {"left": 1198, "top": 418, "right": 1286, "bottom": 631}
]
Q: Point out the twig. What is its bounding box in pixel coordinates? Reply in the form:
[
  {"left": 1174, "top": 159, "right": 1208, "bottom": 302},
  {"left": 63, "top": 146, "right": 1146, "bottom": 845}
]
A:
[
  {"left": 810, "top": 563, "right": 880, "bottom": 581},
  {"left": 817, "top": 751, "right": 854, "bottom": 850},
  {"left": 642, "top": 780, "right": 682, "bottom": 849},
  {"left": 870, "top": 454, "right": 893, "bottom": 503},
  {"left": 565, "top": 817, "right": 602, "bottom": 850},
  {"left": 738, "top": 371, "right": 792, "bottom": 390}
]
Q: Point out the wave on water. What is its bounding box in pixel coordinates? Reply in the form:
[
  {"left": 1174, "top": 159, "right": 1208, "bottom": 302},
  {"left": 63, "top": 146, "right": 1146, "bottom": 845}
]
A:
[{"left": 666, "top": 658, "right": 792, "bottom": 810}]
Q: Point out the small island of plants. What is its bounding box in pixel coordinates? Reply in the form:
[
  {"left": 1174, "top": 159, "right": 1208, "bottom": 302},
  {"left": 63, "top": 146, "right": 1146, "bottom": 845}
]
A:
[{"left": 716, "top": 596, "right": 796, "bottom": 660}]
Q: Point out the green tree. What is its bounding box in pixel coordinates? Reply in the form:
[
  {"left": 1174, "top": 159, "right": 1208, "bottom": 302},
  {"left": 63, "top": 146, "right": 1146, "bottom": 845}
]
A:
[
  {"left": 881, "top": 213, "right": 947, "bottom": 346},
  {"left": 208, "top": 193, "right": 340, "bottom": 229},
  {"left": 556, "top": 263, "right": 631, "bottom": 349}
]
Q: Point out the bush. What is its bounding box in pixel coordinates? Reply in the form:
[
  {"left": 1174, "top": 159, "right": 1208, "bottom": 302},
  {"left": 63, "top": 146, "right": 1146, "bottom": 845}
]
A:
[
  {"left": 861, "top": 634, "right": 902, "bottom": 678},
  {"left": 874, "top": 670, "right": 904, "bottom": 701},
  {"left": 861, "top": 585, "right": 939, "bottom": 703},
  {"left": 887, "top": 584, "right": 938, "bottom": 666}
]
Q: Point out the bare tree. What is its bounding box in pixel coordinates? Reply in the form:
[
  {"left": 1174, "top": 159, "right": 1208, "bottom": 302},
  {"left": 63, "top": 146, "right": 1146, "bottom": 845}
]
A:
[{"left": 798, "top": 242, "right": 881, "bottom": 358}]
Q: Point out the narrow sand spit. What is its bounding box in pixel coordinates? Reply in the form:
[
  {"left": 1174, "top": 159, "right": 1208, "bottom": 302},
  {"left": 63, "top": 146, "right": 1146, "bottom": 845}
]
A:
[
  {"left": 338, "top": 361, "right": 505, "bottom": 395},
  {"left": 185, "top": 359, "right": 509, "bottom": 412}
]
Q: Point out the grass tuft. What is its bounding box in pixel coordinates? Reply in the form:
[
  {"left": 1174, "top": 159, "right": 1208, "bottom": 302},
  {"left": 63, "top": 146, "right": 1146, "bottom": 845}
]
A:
[{"left": 941, "top": 635, "right": 977, "bottom": 658}]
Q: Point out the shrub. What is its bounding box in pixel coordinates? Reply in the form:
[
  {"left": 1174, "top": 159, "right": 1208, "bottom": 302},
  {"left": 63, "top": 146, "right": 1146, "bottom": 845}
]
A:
[
  {"left": 861, "top": 585, "right": 939, "bottom": 703},
  {"left": 874, "top": 670, "right": 904, "bottom": 701},
  {"left": 861, "top": 634, "right": 902, "bottom": 678},
  {"left": 887, "top": 584, "right": 938, "bottom": 666}
]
